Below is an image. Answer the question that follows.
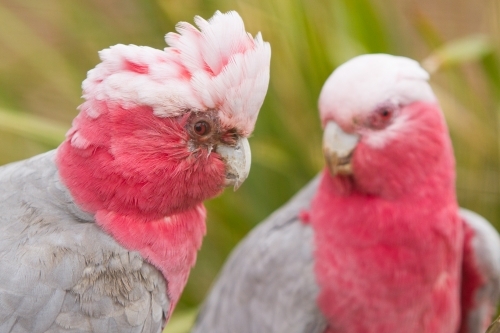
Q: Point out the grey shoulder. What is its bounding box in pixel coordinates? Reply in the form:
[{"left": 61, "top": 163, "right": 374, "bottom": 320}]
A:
[
  {"left": 0, "top": 150, "right": 94, "bottom": 222},
  {"left": 459, "top": 208, "right": 500, "bottom": 283},
  {"left": 459, "top": 208, "right": 500, "bottom": 333},
  {"left": 193, "top": 175, "right": 327, "bottom": 333},
  {"left": 0, "top": 151, "right": 169, "bottom": 333}
]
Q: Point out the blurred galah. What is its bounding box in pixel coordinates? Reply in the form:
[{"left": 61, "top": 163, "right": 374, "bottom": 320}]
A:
[
  {"left": 193, "top": 54, "right": 500, "bottom": 333},
  {"left": 0, "top": 11, "right": 270, "bottom": 333}
]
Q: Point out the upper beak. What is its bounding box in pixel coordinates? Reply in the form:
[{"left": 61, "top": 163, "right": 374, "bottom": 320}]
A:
[
  {"left": 215, "top": 137, "right": 251, "bottom": 191},
  {"left": 323, "top": 121, "right": 360, "bottom": 177}
]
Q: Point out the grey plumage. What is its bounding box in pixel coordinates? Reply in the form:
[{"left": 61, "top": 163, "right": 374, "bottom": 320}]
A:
[
  {"left": 193, "top": 178, "right": 500, "bottom": 333},
  {"left": 0, "top": 151, "right": 168, "bottom": 333},
  {"left": 459, "top": 208, "right": 500, "bottom": 333}
]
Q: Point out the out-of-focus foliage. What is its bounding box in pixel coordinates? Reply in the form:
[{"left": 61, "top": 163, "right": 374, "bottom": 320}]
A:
[{"left": 0, "top": 0, "right": 498, "bottom": 332}]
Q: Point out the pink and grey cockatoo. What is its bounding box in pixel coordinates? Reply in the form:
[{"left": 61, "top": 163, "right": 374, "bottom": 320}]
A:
[
  {"left": 0, "top": 11, "right": 270, "bottom": 333},
  {"left": 192, "top": 54, "right": 500, "bottom": 333}
]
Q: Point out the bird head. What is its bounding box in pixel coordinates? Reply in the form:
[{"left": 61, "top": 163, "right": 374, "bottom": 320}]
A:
[
  {"left": 57, "top": 11, "right": 271, "bottom": 217},
  {"left": 318, "top": 54, "right": 455, "bottom": 198}
]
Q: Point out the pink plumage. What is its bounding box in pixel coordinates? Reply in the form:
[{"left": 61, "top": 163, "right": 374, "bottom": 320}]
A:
[
  {"left": 311, "top": 54, "right": 462, "bottom": 332},
  {"left": 56, "top": 10, "right": 270, "bottom": 316}
]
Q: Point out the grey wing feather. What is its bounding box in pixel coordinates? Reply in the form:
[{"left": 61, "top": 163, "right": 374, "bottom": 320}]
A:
[
  {"left": 192, "top": 175, "right": 327, "bottom": 333},
  {"left": 459, "top": 208, "right": 500, "bottom": 333},
  {"left": 0, "top": 151, "right": 169, "bottom": 333}
]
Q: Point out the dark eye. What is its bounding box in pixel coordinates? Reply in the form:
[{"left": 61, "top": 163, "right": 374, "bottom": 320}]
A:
[
  {"left": 380, "top": 109, "right": 391, "bottom": 118},
  {"left": 194, "top": 121, "right": 210, "bottom": 136},
  {"left": 368, "top": 107, "right": 395, "bottom": 129}
]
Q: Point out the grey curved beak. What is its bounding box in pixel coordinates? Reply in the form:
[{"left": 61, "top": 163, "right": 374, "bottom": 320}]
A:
[
  {"left": 215, "top": 137, "right": 251, "bottom": 190},
  {"left": 323, "top": 121, "right": 360, "bottom": 176}
]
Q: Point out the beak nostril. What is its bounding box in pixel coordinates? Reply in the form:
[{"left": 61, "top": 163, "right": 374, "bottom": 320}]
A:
[{"left": 337, "top": 153, "right": 352, "bottom": 167}]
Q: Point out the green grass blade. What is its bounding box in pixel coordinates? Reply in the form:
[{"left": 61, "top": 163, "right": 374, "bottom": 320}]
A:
[
  {"left": 422, "top": 34, "right": 494, "bottom": 73},
  {"left": 0, "top": 108, "right": 67, "bottom": 147}
]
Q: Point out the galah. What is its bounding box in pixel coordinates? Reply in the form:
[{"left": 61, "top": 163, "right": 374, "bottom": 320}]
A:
[
  {"left": 0, "top": 11, "right": 270, "bottom": 333},
  {"left": 192, "top": 54, "right": 500, "bottom": 333}
]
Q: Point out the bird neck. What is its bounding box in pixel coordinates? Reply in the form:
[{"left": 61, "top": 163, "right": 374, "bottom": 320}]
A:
[{"left": 94, "top": 205, "right": 206, "bottom": 316}]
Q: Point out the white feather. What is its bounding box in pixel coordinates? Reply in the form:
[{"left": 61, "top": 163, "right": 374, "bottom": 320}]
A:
[{"left": 319, "top": 54, "right": 436, "bottom": 128}]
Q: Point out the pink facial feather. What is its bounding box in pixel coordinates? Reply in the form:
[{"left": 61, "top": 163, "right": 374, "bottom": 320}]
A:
[{"left": 56, "top": 11, "right": 270, "bottom": 315}]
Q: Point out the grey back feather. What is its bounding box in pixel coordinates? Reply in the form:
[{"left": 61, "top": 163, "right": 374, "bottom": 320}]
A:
[
  {"left": 459, "top": 208, "right": 500, "bottom": 333},
  {"left": 192, "top": 175, "right": 327, "bottom": 333},
  {"left": 0, "top": 151, "right": 169, "bottom": 333}
]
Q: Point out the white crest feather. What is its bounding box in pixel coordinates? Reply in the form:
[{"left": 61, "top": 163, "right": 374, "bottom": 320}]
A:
[{"left": 79, "top": 11, "right": 271, "bottom": 135}]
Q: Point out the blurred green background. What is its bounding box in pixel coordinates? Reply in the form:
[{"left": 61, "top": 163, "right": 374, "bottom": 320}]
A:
[{"left": 0, "top": 0, "right": 499, "bottom": 331}]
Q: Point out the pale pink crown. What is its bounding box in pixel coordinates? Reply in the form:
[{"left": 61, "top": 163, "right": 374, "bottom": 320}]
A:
[{"left": 79, "top": 11, "right": 271, "bottom": 136}]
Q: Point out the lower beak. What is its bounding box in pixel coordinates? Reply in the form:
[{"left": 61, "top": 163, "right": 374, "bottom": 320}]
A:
[
  {"left": 215, "top": 137, "right": 251, "bottom": 190},
  {"left": 323, "top": 121, "right": 360, "bottom": 177}
]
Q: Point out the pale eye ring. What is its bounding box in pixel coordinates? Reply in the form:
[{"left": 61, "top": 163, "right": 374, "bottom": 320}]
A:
[
  {"left": 193, "top": 121, "right": 211, "bottom": 136},
  {"left": 368, "top": 106, "right": 396, "bottom": 129}
]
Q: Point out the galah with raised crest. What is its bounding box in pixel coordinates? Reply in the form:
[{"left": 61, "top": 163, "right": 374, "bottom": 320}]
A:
[{"left": 0, "top": 10, "right": 270, "bottom": 333}]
